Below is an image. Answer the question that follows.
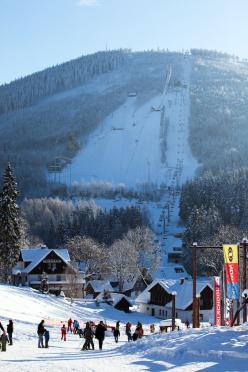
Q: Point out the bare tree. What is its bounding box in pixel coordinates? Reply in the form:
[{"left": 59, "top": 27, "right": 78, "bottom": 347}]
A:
[
  {"left": 65, "top": 265, "right": 83, "bottom": 301},
  {"left": 66, "top": 235, "right": 108, "bottom": 279},
  {"left": 124, "top": 227, "right": 160, "bottom": 275},
  {"left": 108, "top": 239, "right": 139, "bottom": 292},
  {"left": 199, "top": 225, "right": 246, "bottom": 275}
]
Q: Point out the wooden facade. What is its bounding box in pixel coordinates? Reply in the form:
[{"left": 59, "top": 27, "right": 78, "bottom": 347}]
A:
[
  {"left": 114, "top": 298, "right": 131, "bottom": 313},
  {"left": 149, "top": 283, "right": 172, "bottom": 306}
]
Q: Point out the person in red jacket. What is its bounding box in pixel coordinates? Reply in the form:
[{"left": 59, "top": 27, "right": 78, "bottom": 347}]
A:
[
  {"left": 67, "top": 318, "right": 73, "bottom": 333},
  {"left": 61, "top": 324, "right": 66, "bottom": 341}
]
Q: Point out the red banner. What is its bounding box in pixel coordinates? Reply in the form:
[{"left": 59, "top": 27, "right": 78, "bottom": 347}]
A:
[{"left": 214, "top": 276, "right": 221, "bottom": 326}]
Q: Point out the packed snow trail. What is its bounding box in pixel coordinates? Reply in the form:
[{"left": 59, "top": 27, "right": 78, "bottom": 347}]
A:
[{"left": 61, "top": 94, "right": 166, "bottom": 187}]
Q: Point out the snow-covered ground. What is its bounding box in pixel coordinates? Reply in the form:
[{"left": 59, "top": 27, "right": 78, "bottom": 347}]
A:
[{"left": 1, "top": 284, "right": 248, "bottom": 371}]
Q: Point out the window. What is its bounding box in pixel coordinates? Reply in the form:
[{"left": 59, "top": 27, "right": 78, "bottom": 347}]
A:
[
  {"left": 146, "top": 307, "right": 149, "bottom": 311},
  {"left": 176, "top": 312, "right": 178, "bottom": 318},
  {"left": 174, "top": 267, "right": 184, "bottom": 273},
  {"left": 165, "top": 310, "right": 167, "bottom": 317},
  {"left": 47, "top": 262, "right": 56, "bottom": 272},
  {"left": 159, "top": 309, "right": 161, "bottom": 316}
]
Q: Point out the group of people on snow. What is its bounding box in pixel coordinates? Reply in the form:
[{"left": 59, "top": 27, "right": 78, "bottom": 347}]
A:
[
  {"left": 36, "top": 318, "right": 145, "bottom": 351},
  {"left": 0, "top": 320, "right": 14, "bottom": 352}
]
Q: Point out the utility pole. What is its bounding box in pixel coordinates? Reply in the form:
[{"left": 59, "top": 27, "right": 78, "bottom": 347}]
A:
[
  {"left": 196, "top": 294, "right": 200, "bottom": 328},
  {"left": 192, "top": 242, "right": 197, "bottom": 328},
  {"left": 242, "top": 238, "right": 247, "bottom": 323},
  {"left": 172, "top": 291, "right": 176, "bottom": 331}
]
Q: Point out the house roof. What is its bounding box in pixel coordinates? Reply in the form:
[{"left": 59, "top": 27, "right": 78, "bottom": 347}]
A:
[
  {"left": 17, "top": 248, "right": 70, "bottom": 274},
  {"left": 136, "top": 278, "right": 212, "bottom": 310},
  {"left": 87, "top": 280, "right": 114, "bottom": 293},
  {"left": 96, "top": 291, "right": 132, "bottom": 307},
  {"left": 156, "top": 265, "right": 191, "bottom": 280}
]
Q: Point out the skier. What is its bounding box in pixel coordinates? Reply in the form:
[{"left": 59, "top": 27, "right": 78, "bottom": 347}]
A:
[
  {"left": 37, "top": 320, "right": 45, "bottom": 348},
  {"left": 7, "top": 320, "right": 13, "bottom": 345},
  {"left": 44, "top": 329, "right": 50, "bottom": 348},
  {"left": 185, "top": 320, "right": 190, "bottom": 329},
  {"left": 136, "top": 322, "right": 144, "bottom": 338},
  {"left": 81, "top": 322, "right": 94, "bottom": 350},
  {"left": 125, "top": 322, "right": 132, "bottom": 341},
  {"left": 67, "top": 318, "right": 73, "bottom": 333},
  {"left": 0, "top": 332, "right": 8, "bottom": 352},
  {"left": 113, "top": 327, "right": 120, "bottom": 343},
  {"left": 95, "top": 321, "right": 107, "bottom": 350},
  {"left": 150, "top": 324, "right": 155, "bottom": 333},
  {"left": 132, "top": 329, "right": 139, "bottom": 341},
  {"left": 73, "top": 319, "right": 79, "bottom": 334},
  {"left": 61, "top": 324, "right": 66, "bottom": 341}
]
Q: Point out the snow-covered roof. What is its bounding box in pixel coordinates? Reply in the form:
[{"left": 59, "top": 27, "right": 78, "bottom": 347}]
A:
[
  {"left": 156, "top": 265, "right": 191, "bottom": 280},
  {"left": 96, "top": 291, "right": 132, "bottom": 307},
  {"left": 17, "top": 248, "right": 70, "bottom": 274},
  {"left": 21, "top": 248, "right": 70, "bottom": 262},
  {"left": 122, "top": 274, "right": 141, "bottom": 292},
  {"left": 87, "top": 280, "right": 114, "bottom": 293},
  {"left": 136, "top": 279, "right": 212, "bottom": 310}
]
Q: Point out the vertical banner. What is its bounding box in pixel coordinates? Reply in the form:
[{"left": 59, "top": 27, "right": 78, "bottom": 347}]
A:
[
  {"left": 213, "top": 276, "right": 221, "bottom": 326},
  {"left": 223, "top": 245, "right": 239, "bottom": 300}
]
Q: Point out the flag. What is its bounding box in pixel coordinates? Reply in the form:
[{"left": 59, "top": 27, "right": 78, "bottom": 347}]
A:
[{"left": 223, "top": 244, "right": 239, "bottom": 300}]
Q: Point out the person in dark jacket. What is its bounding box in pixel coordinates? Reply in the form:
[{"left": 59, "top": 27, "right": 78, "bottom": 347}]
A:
[
  {"left": 81, "top": 322, "right": 94, "bottom": 350},
  {"left": 95, "top": 321, "right": 107, "bottom": 350},
  {"left": 44, "top": 329, "right": 50, "bottom": 348},
  {"left": 37, "top": 320, "right": 45, "bottom": 348},
  {"left": 0, "top": 332, "right": 8, "bottom": 352},
  {"left": 113, "top": 327, "right": 120, "bottom": 343},
  {"left": 125, "top": 322, "right": 132, "bottom": 342},
  {"left": 7, "top": 320, "right": 13, "bottom": 345}
]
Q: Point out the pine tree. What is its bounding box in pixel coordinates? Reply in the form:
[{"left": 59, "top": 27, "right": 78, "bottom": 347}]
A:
[{"left": 0, "top": 163, "right": 21, "bottom": 281}]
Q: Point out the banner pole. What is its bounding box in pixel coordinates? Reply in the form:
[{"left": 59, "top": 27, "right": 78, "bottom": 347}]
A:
[{"left": 242, "top": 238, "right": 247, "bottom": 323}]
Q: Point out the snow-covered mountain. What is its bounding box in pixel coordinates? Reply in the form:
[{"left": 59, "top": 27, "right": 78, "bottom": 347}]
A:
[{"left": 60, "top": 54, "right": 197, "bottom": 188}]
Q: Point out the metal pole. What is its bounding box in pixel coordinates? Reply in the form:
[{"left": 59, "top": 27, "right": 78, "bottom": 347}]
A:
[
  {"left": 196, "top": 295, "right": 200, "bottom": 328},
  {"left": 192, "top": 242, "right": 197, "bottom": 328},
  {"left": 237, "top": 299, "right": 240, "bottom": 326},
  {"left": 242, "top": 238, "right": 247, "bottom": 323},
  {"left": 172, "top": 292, "right": 176, "bottom": 331}
]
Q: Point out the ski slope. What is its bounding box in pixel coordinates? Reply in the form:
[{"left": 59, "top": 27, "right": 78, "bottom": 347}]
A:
[
  {"left": 62, "top": 94, "right": 164, "bottom": 186},
  {"left": 61, "top": 56, "right": 197, "bottom": 188},
  {"left": 1, "top": 284, "right": 248, "bottom": 372}
]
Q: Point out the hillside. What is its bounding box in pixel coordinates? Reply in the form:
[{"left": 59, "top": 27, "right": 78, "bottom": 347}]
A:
[
  {"left": 0, "top": 50, "right": 183, "bottom": 196},
  {"left": 0, "top": 284, "right": 248, "bottom": 371}
]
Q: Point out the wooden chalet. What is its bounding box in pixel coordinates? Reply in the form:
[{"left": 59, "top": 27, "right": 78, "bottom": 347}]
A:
[
  {"left": 96, "top": 291, "right": 132, "bottom": 312},
  {"left": 136, "top": 278, "right": 213, "bottom": 322},
  {"left": 85, "top": 280, "right": 114, "bottom": 299},
  {"left": 12, "top": 247, "right": 84, "bottom": 296}
]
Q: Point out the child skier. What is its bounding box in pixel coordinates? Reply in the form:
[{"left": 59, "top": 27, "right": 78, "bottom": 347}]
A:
[
  {"left": 44, "top": 329, "right": 50, "bottom": 348},
  {"left": 61, "top": 324, "right": 66, "bottom": 341},
  {"left": 0, "top": 332, "right": 9, "bottom": 352}
]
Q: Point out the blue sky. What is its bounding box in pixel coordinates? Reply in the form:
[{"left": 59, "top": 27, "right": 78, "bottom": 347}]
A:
[{"left": 1, "top": 0, "right": 248, "bottom": 84}]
